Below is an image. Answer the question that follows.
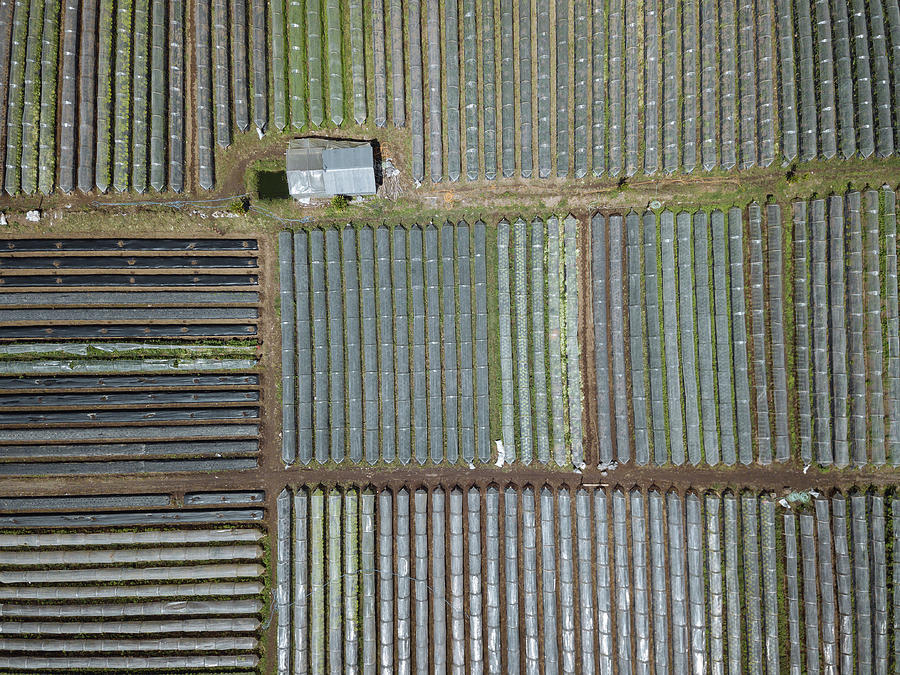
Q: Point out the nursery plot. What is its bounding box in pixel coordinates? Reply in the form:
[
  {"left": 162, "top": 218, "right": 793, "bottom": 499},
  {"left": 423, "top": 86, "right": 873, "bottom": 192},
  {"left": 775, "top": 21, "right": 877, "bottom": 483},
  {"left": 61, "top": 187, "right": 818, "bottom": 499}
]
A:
[
  {"left": 282, "top": 224, "right": 488, "bottom": 466},
  {"left": 498, "top": 216, "right": 581, "bottom": 466},
  {"left": 274, "top": 485, "right": 899, "bottom": 673},
  {"left": 586, "top": 191, "right": 900, "bottom": 468},
  {"left": 0, "top": 495, "right": 267, "bottom": 670},
  {"left": 4, "top": 0, "right": 897, "bottom": 192}
]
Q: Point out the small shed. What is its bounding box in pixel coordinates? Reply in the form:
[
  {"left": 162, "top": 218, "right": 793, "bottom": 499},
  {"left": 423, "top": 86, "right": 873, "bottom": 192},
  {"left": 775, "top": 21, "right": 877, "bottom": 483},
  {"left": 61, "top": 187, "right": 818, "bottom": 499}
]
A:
[{"left": 285, "top": 138, "right": 376, "bottom": 200}]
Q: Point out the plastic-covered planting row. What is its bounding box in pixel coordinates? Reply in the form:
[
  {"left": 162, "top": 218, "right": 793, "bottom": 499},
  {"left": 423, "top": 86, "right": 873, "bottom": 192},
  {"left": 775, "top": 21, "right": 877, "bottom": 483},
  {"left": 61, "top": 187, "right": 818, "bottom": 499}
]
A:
[
  {"left": 0, "top": 543, "right": 261, "bottom": 565},
  {"left": 211, "top": 0, "right": 230, "bottom": 144},
  {"left": 425, "top": 0, "right": 442, "bottom": 181},
  {"left": 748, "top": 206, "right": 772, "bottom": 464},
  {"left": 195, "top": 0, "right": 214, "bottom": 188},
  {"left": 0, "top": 424, "right": 260, "bottom": 448},
  {"left": 0, "top": 506, "right": 263, "bottom": 528},
  {"left": 0, "top": 580, "right": 263, "bottom": 601},
  {"left": 280, "top": 224, "right": 488, "bottom": 466},
  {"left": 0, "top": 359, "right": 258, "bottom": 378},
  {"left": 497, "top": 216, "right": 581, "bottom": 466},
  {"left": 0, "top": 562, "right": 264, "bottom": 583},
  {"left": 818, "top": 0, "right": 839, "bottom": 157},
  {"left": 272, "top": 485, "right": 900, "bottom": 672},
  {"left": 0, "top": 617, "right": 259, "bottom": 635},
  {"left": 348, "top": 0, "right": 365, "bottom": 125},
  {"left": 792, "top": 187, "right": 900, "bottom": 467},
  {"left": 0, "top": 598, "right": 262, "bottom": 618},
  {"left": 0, "top": 637, "right": 258, "bottom": 653},
  {"left": 372, "top": 0, "right": 386, "bottom": 127},
  {"left": 0, "top": 527, "right": 262, "bottom": 548},
  {"left": 0, "top": 655, "right": 258, "bottom": 670},
  {"left": 624, "top": 212, "right": 648, "bottom": 463}
]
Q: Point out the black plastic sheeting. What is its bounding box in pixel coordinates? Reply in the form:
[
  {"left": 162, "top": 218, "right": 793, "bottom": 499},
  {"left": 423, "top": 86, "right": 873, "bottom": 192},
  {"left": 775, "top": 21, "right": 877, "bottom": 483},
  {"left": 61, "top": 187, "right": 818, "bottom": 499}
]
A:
[
  {"left": 0, "top": 440, "right": 258, "bottom": 459},
  {"left": 0, "top": 325, "right": 257, "bottom": 338},
  {"left": 1, "top": 239, "right": 259, "bottom": 251},
  {"left": 0, "top": 494, "right": 171, "bottom": 510},
  {"left": 0, "top": 458, "right": 258, "bottom": 475},
  {"left": 0, "top": 390, "right": 259, "bottom": 406},
  {"left": 0, "top": 274, "right": 258, "bottom": 287},
  {"left": 0, "top": 374, "right": 258, "bottom": 389},
  {"left": 0, "top": 256, "right": 258, "bottom": 269},
  {"left": 0, "top": 406, "right": 259, "bottom": 424},
  {"left": 0, "top": 508, "right": 264, "bottom": 527}
]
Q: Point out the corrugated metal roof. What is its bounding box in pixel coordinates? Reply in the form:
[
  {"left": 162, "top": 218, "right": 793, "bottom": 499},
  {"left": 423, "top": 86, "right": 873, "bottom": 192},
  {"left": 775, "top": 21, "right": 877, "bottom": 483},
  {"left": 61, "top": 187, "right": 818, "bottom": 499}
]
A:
[{"left": 285, "top": 139, "right": 375, "bottom": 199}]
